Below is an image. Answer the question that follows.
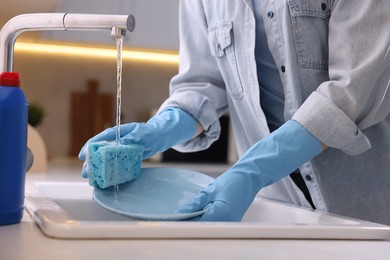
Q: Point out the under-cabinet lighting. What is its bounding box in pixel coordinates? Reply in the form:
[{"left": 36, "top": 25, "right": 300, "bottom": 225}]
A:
[{"left": 14, "top": 41, "right": 179, "bottom": 64}]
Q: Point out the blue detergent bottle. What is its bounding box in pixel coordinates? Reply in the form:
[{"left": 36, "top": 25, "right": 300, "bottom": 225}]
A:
[{"left": 0, "top": 72, "right": 28, "bottom": 225}]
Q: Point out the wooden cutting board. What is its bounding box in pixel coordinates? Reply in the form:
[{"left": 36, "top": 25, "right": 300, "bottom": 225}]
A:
[{"left": 70, "top": 79, "right": 114, "bottom": 157}]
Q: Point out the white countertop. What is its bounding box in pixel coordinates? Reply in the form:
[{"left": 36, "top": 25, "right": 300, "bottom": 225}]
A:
[{"left": 1, "top": 159, "right": 390, "bottom": 260}]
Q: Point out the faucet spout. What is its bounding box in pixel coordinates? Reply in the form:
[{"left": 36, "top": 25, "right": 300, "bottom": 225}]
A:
[
  {"left": 0, "top": 13, "right": 136, "bottom": 72},
  {"left": 111, "top": 26, "right": 127, "bottom": 39}
]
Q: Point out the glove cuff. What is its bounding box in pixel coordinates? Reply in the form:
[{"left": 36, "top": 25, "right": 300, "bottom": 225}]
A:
[
  {"left": 231, "top": 119, "right": 323, "bottom": 193},
  {"left": 149, "top": 107, "right": 198, "bottom": 152}
]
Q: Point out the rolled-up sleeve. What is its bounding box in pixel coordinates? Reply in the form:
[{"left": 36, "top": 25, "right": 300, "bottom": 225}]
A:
[
  {"left": 158, "top": 0, "right": 229, "bottom": 152},
  {"left": 293, "top": 0, "right": 390, "bottom": 156}
]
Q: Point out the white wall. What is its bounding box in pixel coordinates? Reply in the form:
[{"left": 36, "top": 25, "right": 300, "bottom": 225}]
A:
[
  {"left": 42, "top": 0, "right": 180, "bottom": 51},
  {"left": 7, "top": 0, "right": 181, "bottom": 158},
  {"left": 14, "top": 50, "right": 178, "bottom": 158}
]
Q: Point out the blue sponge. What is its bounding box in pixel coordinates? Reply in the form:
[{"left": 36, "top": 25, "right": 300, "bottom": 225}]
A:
[{"left": 86, "top": 142, "right": 144, "bottom": 189}]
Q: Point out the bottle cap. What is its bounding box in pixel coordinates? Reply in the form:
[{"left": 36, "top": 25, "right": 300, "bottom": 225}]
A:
[{"left": 0, "top": 72, "right": 20, "bottom": 87}]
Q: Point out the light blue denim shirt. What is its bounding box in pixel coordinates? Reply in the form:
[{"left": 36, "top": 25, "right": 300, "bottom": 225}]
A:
[
  {"left": 253, "top": 0, "right": 286, "bottom": 132},
  {"left": 159, "top": 0, "right": 390, "bottom": 224}
]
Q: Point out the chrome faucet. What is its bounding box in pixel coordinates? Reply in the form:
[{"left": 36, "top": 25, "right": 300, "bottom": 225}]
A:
[
  {"left": 0, "top": 13, "right": 136, "bottom": 72},
  {"left": 0, "top": 13, "right": 135, "bottom": 172}
]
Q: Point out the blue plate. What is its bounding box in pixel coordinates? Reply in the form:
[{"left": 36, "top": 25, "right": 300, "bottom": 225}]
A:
[{"left": 93, "top": 167, "right": 213, "bottom": 221}]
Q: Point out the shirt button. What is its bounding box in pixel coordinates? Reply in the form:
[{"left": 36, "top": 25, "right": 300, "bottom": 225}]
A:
[
  {"left": 267, "top": 11, "right": 274, "bottom": 18},
  {"left": 321, "top": 3, "right": 327, "bottom": 11},
  {"left": 281, "top": 65, "right": 286, "bottom": 73},
  {"left": 305, "top": 175, "right": 312, "bottom": 181}
]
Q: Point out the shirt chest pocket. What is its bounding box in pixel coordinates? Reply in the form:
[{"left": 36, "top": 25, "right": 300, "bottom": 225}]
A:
[
  {"left": 288, "top": 0, "right": 331, "bottom": 70},
  {"left": 208, "top": 21, "right": 244, "bottom": 100}
]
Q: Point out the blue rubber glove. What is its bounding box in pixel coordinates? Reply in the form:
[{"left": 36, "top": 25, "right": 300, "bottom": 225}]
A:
[
  {"left": 78, "top": 107, "right": 198, "bottom": 177},
  {"left": 178, "top": 120, "right": 323, "bottom": 221}
]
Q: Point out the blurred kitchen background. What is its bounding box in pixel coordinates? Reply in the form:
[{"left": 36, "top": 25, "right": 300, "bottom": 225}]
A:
[{"left": 1, "top": 0, "right": 237, "bottom": 166}]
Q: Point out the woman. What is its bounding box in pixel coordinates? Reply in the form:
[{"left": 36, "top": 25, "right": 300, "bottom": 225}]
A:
[{"left": 80, "top": 0, "right": 390, "bottom": 224}]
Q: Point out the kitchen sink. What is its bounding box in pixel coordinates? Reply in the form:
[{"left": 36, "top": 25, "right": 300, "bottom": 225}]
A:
[{"left": 25, "top": 180, "right": 390, "bottom": 240}]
